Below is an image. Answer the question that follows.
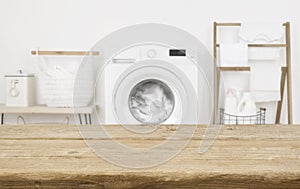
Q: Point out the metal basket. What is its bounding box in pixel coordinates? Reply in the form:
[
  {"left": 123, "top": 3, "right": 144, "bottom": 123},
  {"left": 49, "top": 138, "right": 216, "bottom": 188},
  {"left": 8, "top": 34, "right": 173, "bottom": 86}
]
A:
[{"left": 219, "top": 108, "right": 266, "bottom": 125}]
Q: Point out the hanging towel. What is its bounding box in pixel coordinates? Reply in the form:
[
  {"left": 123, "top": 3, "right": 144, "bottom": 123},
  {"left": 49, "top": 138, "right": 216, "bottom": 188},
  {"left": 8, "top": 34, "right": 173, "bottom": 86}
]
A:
[
  {"left": 239, "top": 23, "right": 284, "bottom": 42},
  {"left": 250, "top": 62, "right": 281, "bottom": 102},
  {"left": 248, "top": 45, "right": 282, "bottom": 60},
  {"left": 239, "top": 23, "right": 284, "bottom": 60},
  {"left": 219, "top": 43, "right": 248, "bottom": 67}
]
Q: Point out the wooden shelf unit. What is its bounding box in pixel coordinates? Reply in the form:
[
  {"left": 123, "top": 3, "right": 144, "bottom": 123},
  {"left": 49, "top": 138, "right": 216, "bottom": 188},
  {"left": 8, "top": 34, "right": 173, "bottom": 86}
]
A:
[{"left": 213, "top": 22, "right": 293, "bottom": 124}]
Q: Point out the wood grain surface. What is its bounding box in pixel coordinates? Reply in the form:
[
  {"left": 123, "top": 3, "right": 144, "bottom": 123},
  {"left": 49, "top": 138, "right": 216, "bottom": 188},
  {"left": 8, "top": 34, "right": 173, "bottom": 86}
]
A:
[{"left": 0, "top": 124, "right": 300, "bottom": 188}]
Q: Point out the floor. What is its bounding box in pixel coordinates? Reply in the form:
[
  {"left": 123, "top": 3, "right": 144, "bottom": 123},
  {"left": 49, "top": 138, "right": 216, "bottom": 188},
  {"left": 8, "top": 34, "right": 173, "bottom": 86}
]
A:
[{"left": 0, "top": 124, "right": 300, "bottom": 188}]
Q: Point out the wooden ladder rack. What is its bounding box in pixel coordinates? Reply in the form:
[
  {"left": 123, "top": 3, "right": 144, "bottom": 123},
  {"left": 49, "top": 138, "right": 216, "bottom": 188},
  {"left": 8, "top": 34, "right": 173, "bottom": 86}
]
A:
[{"left": 213, "top": 22, "right": 293, "bottom": 124}]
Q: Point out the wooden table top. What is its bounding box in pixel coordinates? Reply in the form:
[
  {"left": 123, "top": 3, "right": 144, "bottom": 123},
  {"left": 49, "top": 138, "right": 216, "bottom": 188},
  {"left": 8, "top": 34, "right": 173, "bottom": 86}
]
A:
[{"left": 0, "top": 124, "right": 300, "bottom": 188}]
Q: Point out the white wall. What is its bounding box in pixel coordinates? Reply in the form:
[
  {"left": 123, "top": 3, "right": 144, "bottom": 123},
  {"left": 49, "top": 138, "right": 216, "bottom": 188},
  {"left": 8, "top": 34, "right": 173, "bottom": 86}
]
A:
[{"left": 0, "top": 0, "right": 299, "bottom": 124}]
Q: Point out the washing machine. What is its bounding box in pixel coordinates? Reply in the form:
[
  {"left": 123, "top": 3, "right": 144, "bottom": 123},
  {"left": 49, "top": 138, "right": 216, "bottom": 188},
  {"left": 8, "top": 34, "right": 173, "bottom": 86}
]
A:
[{"left": 99, "top": 44, "right": 200, "bottom": 125}]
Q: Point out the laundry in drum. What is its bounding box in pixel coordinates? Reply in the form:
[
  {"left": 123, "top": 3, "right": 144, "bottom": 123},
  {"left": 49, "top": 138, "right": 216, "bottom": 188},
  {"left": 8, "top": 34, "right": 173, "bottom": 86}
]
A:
[{"left": 129, "top": 79, "right": 175, "bottom": 124}]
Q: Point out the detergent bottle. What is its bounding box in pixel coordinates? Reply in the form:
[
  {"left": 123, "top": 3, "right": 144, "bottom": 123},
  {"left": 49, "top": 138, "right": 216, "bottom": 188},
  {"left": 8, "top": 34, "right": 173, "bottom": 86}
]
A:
[
  {"left": 224, "top": 88, "right": 238, "bottom": 124},
  {"left": 237, "top": 92, "right": 257, "bottom": 124}
]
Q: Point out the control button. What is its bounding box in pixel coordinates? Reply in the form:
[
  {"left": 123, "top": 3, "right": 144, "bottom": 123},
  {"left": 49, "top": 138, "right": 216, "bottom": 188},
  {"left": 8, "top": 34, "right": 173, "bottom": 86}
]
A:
[
  {"left": 147, "top": 49, "right": 157, "bottom": 58},
  {"left": 10, "top": 88, "right": 20, "bottom": 97}
]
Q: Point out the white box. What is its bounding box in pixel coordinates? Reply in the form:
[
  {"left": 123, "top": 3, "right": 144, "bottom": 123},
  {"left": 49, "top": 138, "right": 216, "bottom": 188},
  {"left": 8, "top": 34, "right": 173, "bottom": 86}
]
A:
[{"left": 5, "top": 74, "right": 35, "bottom": 107}]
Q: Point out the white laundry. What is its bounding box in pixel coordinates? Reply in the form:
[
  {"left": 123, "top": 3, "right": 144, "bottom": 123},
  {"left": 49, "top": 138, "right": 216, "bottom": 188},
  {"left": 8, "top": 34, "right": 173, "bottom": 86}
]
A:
[
  {"left": 219, "top": 43, "right": 248, "bottom": 67},
  {"left": 46, "top": 65, "right": 74, "bottom": 79},
  {"left": 248, "top": 46, "right": 281, "bottom": 60},
  {"left": 239, "top": 23, "right": 284, "bottom": 60},
  {"left": 250, "top": 62, "right": 281, "bottom": 102},
  {"left": 129, "top": 81, "right": 174, "bottom": 123},
  {"left": 239, "top": 23, "right": 284, "bottom": 42},
  {"left": 41, "top": 64, "right": 93, "bottom": 107},
  {"left": 251, "top": 91, "right": 280, "bottom": 103}
]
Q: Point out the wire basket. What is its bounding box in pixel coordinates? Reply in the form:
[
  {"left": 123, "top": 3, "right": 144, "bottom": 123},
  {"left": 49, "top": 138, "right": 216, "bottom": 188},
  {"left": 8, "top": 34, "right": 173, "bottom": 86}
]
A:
[{"left": 219, "top": 108, "right": 266, "bottom": 125}]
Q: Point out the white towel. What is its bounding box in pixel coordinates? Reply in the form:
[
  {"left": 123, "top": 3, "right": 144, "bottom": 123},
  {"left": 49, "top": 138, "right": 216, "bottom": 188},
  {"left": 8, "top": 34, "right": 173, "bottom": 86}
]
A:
[
  {"left": 239, "top": 23, "right": 284, "bottom": 42},
  {"left": 250, "top": 62, "right": 281, "bottom": 102},
  {"left": 239, "top": 23, "right": 284, "bottom": 60},
  {"left": 248, "top": 45, "right": 281, "bottom": 60},
  {"left": 219, "top": 43, "right": 248, "bottom": 67},
  {"left": 251, "top": 91, "right": 280, "bottom": 103}
]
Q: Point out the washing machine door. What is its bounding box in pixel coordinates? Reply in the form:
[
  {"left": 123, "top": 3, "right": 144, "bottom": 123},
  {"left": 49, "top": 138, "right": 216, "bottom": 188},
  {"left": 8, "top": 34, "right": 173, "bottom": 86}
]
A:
[{"left": 113, "top": 59, "right": 199, "bottom": 125}]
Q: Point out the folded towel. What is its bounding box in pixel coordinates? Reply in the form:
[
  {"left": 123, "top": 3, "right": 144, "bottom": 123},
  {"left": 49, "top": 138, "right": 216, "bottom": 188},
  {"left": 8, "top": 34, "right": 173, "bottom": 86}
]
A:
[
  {"left": 239, "top": 23, "right": 284, "bottom": 42},
  {"left": 248, "top": 46, "right": 281, "bottom": 60},
  {"left": 219, "top": 43, "right": 248, "bottom": 67},
  {"left": 239, "top": 23, "right": 284, "bottom": 60},
  {"left": 251, "top": 91, "right": 280, "bottom": 103},
  {"left": 250, "top": 62, "right": 281, "bottom": 102}
]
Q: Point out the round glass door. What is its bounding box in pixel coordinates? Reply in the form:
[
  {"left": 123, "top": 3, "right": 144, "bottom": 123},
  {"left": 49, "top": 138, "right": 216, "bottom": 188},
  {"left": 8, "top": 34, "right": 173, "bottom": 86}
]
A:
[{"left": 128, "top": 79, "right": 175, "bottom": 124}]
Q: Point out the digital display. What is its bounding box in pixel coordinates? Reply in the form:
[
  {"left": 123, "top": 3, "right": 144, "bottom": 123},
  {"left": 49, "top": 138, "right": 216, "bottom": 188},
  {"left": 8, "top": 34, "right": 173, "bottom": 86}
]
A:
[{"left": 169, "top": 49, "right": 186, "bottom": 56}]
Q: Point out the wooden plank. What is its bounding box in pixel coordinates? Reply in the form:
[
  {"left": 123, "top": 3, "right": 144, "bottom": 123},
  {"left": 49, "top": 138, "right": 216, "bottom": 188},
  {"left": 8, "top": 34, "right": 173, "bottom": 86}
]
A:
[
  {"left": 216, "top": 44, "right": 287, "bottom": 48},
  {"left": 31, "top": 50, "right": 99, "bottom": 56},
  {"left": 216, "top": 23, "right": 241, "bottom": 26},
  {"left": 0, "top": 125, "right": 300, "bottom": 188},
  {"left": 213, "top": 22, "right": 219, "bottom": 124},
  {"left": 0, "top": 105, "right": 93, "bottom": 114},
  {"left": 1, "top": 125, "right": 300, "bottom": 140},
  {"left": 248, "top": 44, "right": 287, "bottom": 47},
  {"left": 276, "top": 67, "right": 287, "bottom": 124},
  {"left": 219, "top": 67, "right": 250, "bottom": 71},
  {"left": 216, "top": 23, "right": 287, "bottom": 27},
  {"left": 285, "top": 22, "right": 293, "bottom": 124}
]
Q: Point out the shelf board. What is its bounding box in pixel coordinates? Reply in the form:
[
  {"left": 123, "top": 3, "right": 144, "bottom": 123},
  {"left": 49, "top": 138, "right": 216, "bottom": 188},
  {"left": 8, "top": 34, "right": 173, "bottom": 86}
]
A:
[
  {"left": 216, "top": 44, "right": 287, "bottom": 48},
  {"left": 31, "top": 50, "right": 99, "bottom": 56},
  {"left": 215, "top": 22, "right": 287, "bottom": 27},
  {"left": 218, "top": 67, "right": 251, "bottom": 71},
  {"left": 0, "top": 105, "right": 93, "bottom": 114}
]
